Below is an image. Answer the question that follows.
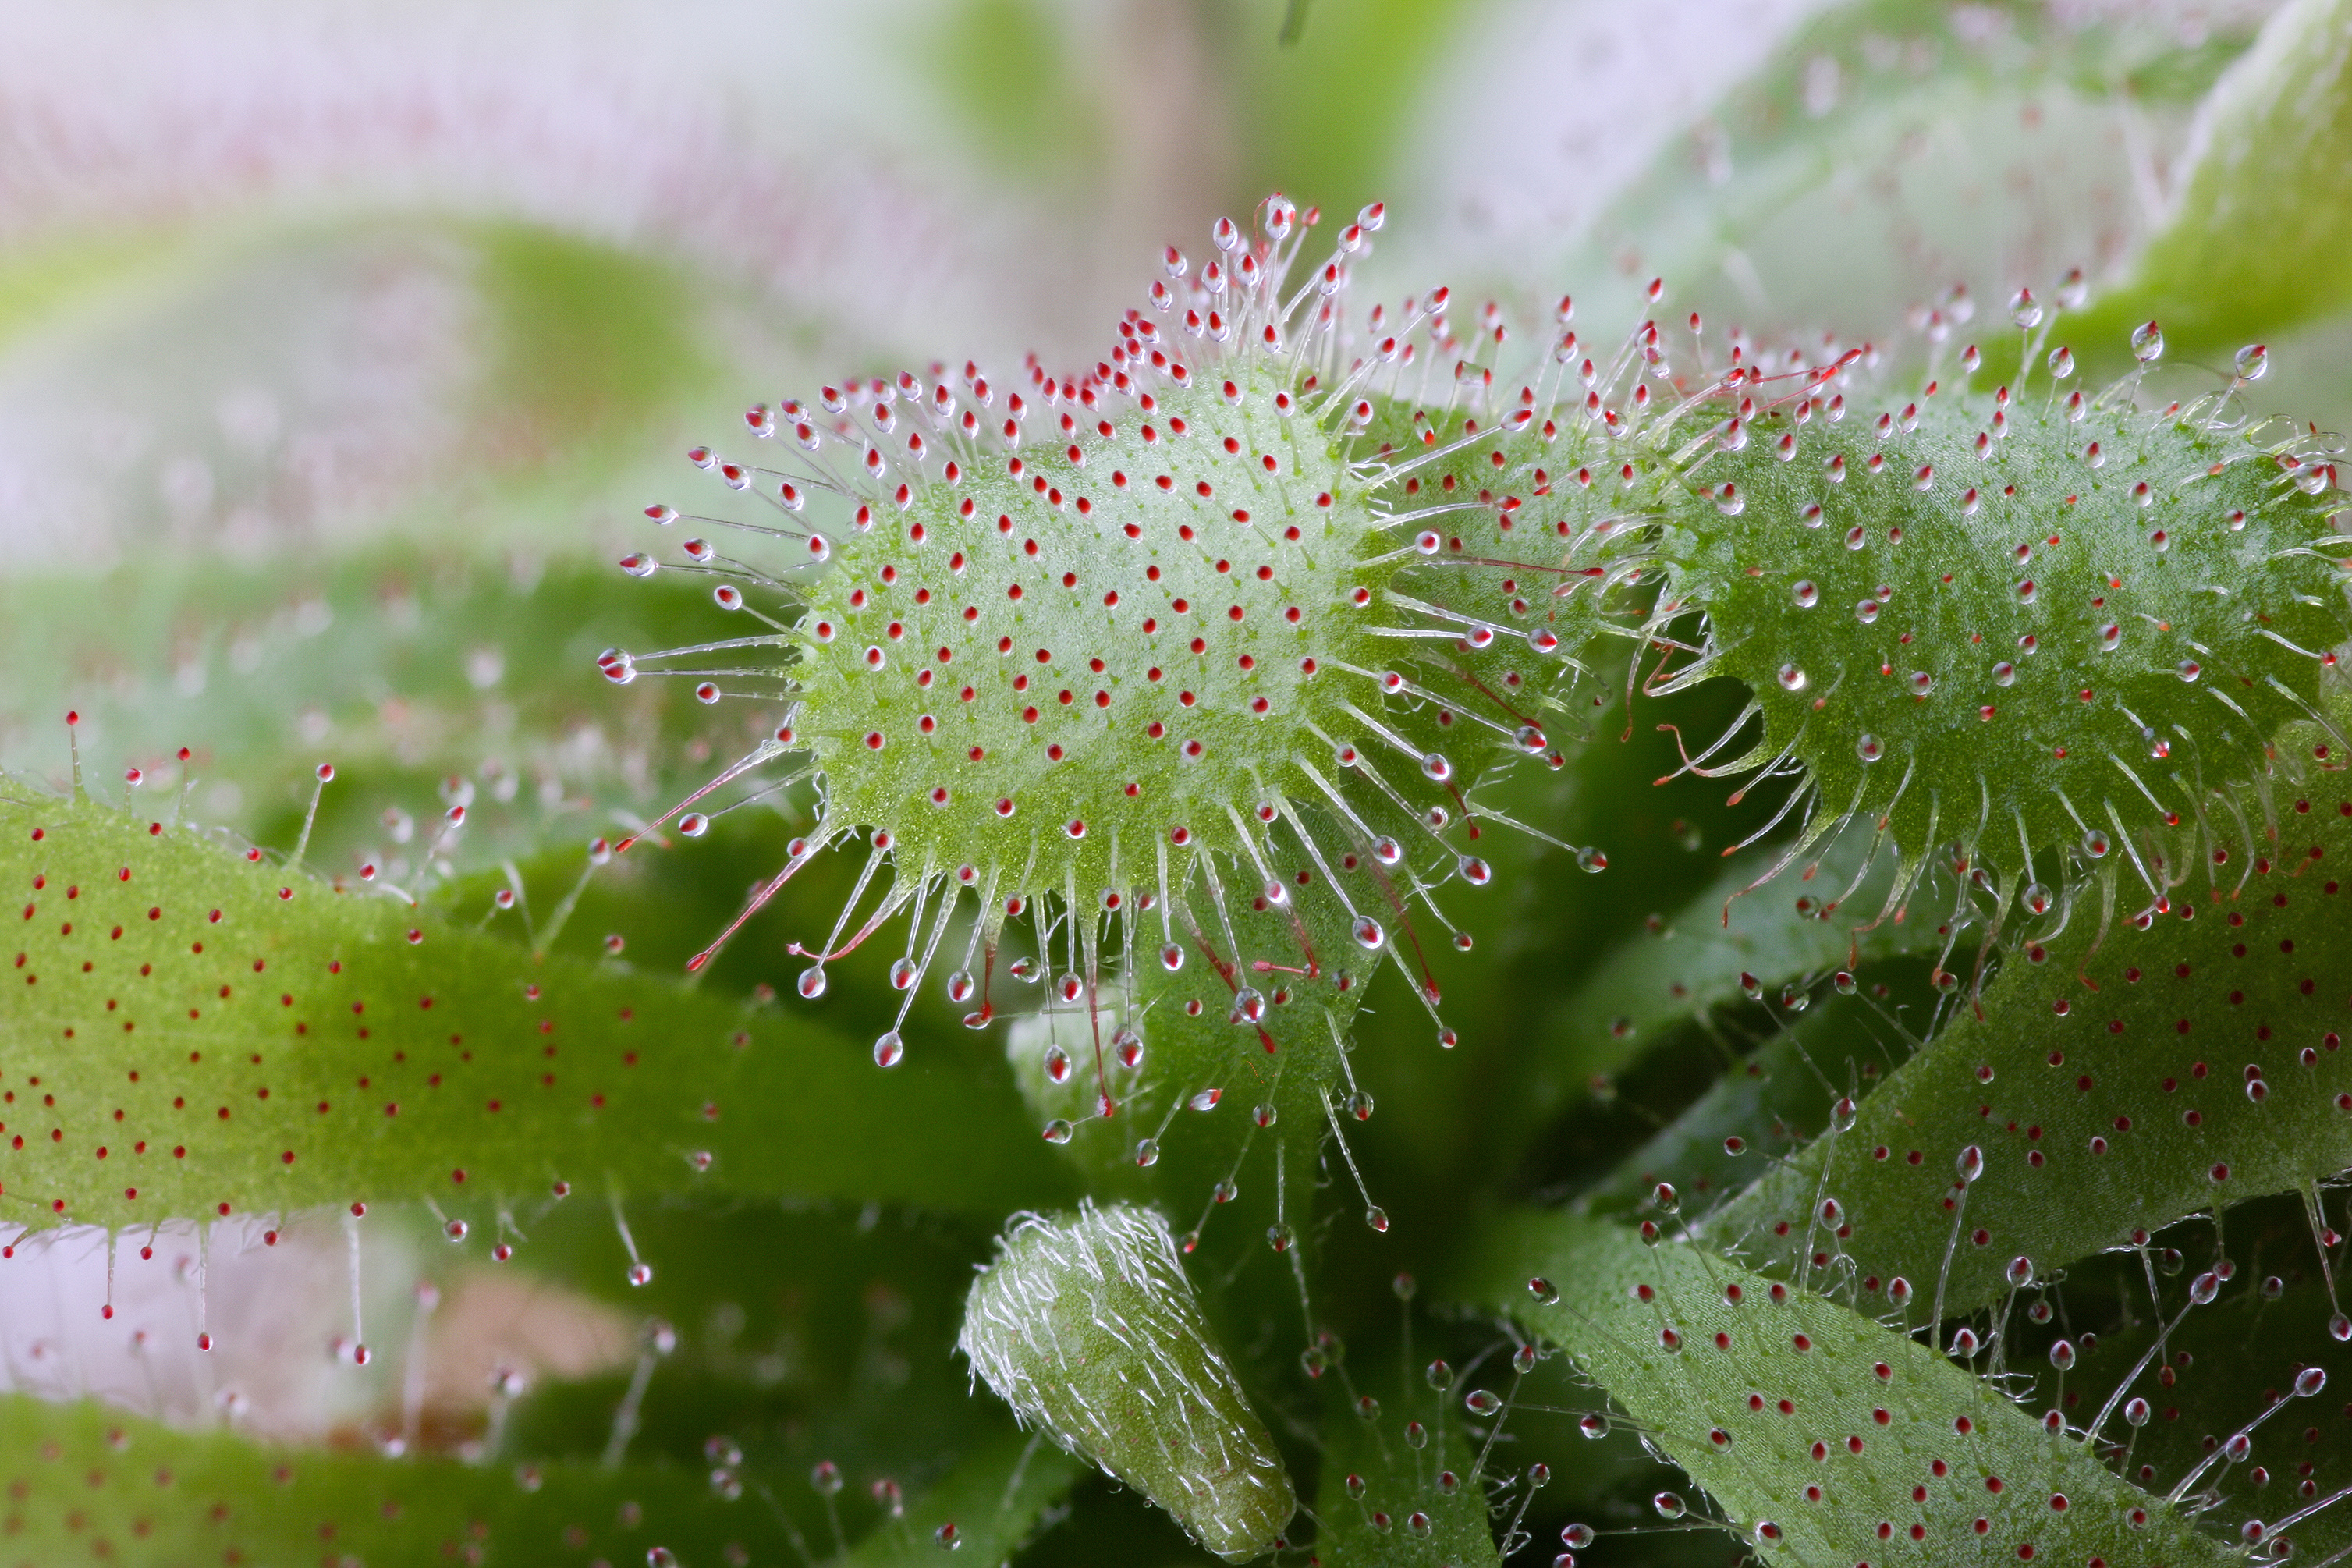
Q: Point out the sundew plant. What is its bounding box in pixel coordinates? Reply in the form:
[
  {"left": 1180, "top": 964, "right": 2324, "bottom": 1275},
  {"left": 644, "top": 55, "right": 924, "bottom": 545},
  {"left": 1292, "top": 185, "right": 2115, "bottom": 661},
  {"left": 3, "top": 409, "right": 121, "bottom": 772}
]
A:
[{"left": 5, "top": 2, "right": 2352, "bottom": 1566}]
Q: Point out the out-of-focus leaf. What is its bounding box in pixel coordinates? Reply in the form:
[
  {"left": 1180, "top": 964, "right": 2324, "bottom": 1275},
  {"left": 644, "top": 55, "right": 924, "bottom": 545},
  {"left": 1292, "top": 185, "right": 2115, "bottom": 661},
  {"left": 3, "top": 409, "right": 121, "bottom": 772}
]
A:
[
  {"left": 0, "top": 546, "right": 744, "bottom": 878},
  {"left": 0, "top": 1385, "right": 1073, "bottom": 1566},
  {"left": 1431, "top": 1, "right": 2262, "bottom": 374},
  {"left": 2074, "top": 0, "right": 2352, "bottom": 361}
]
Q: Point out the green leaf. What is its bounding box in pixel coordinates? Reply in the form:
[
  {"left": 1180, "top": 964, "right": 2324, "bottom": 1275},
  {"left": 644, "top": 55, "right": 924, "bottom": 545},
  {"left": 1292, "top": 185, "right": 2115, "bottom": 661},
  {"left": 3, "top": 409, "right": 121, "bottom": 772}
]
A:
[
  {"left": 1490, "top": 1, "right": 2259, "bottom": 357},
  {"left": 846, "top": 1433, "right": 1080, "bottom": 1564},
  {"left": 2080, "top": 0, "right": 2352, "bottom": 362},
  {"left": 0, "top": 546, "right": 738, "bottom": 878},
  {"left": 0, "top": 788, "right": 1069, "bottom": 1233},
  {"left": 1453, "top": 1209, "right": 2235, "bottom": 1568},
  {"left": 1312, "top": 1367, "right": 1501, "bottom": 1566},
  {"left": 1578, "top": 984, "right": 1922, "bottom": 1221},
  {"left": 0, "top": 1390, "right": 779, "bottom": 1566},
  {"left": 1662, "top": 378, "right": 2350, "bottom": 899},
  {"left": 1708, "top": 719, "right": 2352, "bottom": 1318},
  {"left": 1512, "top": 839, "right": 1932, "bottom": 1148},
  {"left": 0, "top": 1388, "right": 1074, "bottom": 1567}
]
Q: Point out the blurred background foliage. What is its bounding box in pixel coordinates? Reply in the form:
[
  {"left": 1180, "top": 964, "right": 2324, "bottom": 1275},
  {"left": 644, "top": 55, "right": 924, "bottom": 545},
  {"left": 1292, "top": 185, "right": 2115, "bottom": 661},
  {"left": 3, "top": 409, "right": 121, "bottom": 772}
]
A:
[{"left": 2, "top": 1, "right": 2347, "bottom": 1563}]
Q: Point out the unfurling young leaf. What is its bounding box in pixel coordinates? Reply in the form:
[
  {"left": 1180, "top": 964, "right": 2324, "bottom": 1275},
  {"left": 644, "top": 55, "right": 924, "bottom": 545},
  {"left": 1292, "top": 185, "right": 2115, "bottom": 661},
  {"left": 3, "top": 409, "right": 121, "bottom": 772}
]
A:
[{"left": 958, "top": 1200, "right": 1293, "bottom": 1561}]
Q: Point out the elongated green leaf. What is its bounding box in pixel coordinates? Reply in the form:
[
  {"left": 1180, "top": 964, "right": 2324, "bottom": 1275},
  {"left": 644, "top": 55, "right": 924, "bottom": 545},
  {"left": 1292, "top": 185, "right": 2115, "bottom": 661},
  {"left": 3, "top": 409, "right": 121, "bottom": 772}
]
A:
[
  {"left": 0, "top": 1389, "right": 1073, "bottom": 1567},
  {"left": 1455, "top": 1210, "right": 2233, "bottom": 1568},
  {"left": 0, "top": 1390, "right": 776, "bottom": 1566},
  {"left": 1712, "top": 748, "right": 2352, "bottom": 1318},
  {"left": 1, "top": 789, "right": 1068, "bottom": 1233},
  {"left": 1512, "top": 839, "right": 1936, "bottom": 1149}
]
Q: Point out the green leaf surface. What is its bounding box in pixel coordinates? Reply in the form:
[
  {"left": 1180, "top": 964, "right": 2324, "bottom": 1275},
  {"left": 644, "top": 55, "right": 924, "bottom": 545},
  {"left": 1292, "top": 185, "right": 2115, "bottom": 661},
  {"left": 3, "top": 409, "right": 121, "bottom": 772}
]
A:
[
  {"left": 844, "top": 1433, "right": 1082, "bottom": 1565},
  {"left": 0, "top": 546, "right": 740, "bottom": 881},
  {"left": 1666, "top": 379, "right": 2350, "bottom": 896},
  {"left": 0, "top": 1389, "right": 1073, "bottom": 1568},
  {"left": 1454, "top": 1209, "right": 2234, "bottom": 1568},
  {"left": 1711, "top": 734, "right": 2352, "bottom": 1318},
  {"left": 1312, "top": 1368, "right": 1501, "bottom": 1567},
  {"left": 1579, "top": 984, "right": 1923, "bottom": 1221},
  {"left": 0, "top": 789, "right": 1069, "bottom": 1234},
  {"left": 2080, "top": 0, "right": 2352, "bottom": 363},
  {"left": 0, "top": 1389, "right": 779, "bottom": 1568},
  {"left": 1513, "top": 839, "right": 1933, "bottom": 1152}
]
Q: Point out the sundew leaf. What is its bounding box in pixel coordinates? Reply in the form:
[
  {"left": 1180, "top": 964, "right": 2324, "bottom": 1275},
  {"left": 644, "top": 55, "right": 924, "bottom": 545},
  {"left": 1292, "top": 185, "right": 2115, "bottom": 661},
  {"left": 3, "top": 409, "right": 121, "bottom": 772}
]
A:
[
  {"left": 1312, "top": 1367, "right": 1502, "bottom": 1567},
  {"left": 0, "top": 788, "right": 1070, "bottom": 1236},
  {"left": 1509, "top": 839, "right": 1941, "bottom": 1151},
  {"left": 1578, "top": 982, "right": 1929, "bottom": 1222},
  {"left": 1709, "top": 722, "right": 2352, "bottom": 1319},
  {"left": 0, "top": 545, "right": 741, "bottom": 880},
  {"left": 843, "top": 1432, "right": 1080, "bottom": 1564},
  {"left": 1467, "top": 0, "right": 2259, "bottom": 358},
  {"left": 2076, "top": 0, "right": 2352, "bottom": 364},
  {"left": 0, "top": 1391, "right": 779, "bottom": 1566},
  {"left": 1662, "top": 374, "right": 2350, "bottom": 908},
  {"left": 2014, "top": 1257, "right": 2352, "bottom": 1563},
  {"left": 1454, "top": 1209, "right": 2235, "bottom": 1568},
  {"left": 624, "top": 278, "right": 1654, "bottom": 1261},
  {"left": 0, "top": 1389, "right": 1075, "bottom": 1567}
]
